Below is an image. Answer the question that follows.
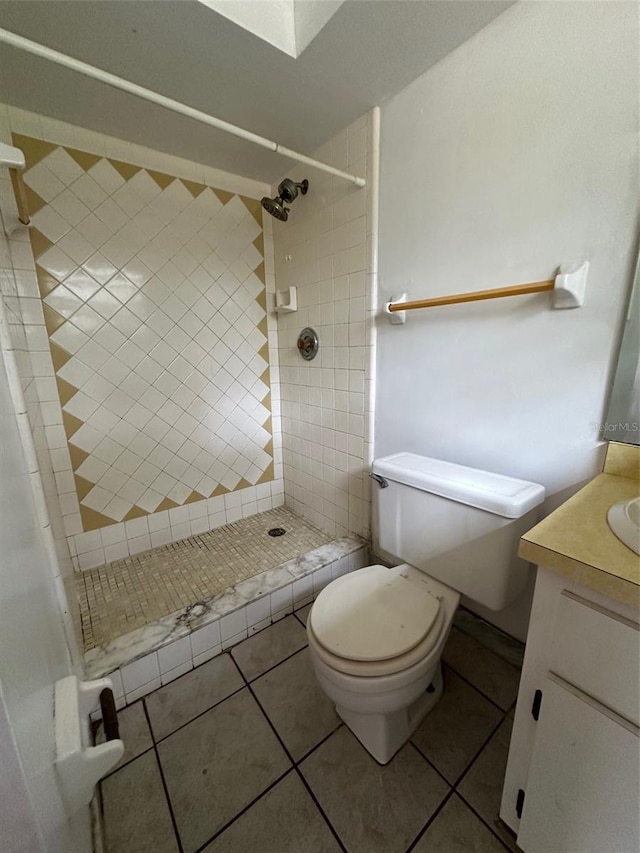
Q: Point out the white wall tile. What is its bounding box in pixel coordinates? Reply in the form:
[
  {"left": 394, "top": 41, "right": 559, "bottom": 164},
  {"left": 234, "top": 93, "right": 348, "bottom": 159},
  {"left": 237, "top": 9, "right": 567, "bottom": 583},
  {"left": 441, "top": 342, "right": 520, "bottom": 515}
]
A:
[
  {"left": 6, "top": 108, "right": 280, "bottom": 566},
  {"left": 157, "top": 636, "right": 191, "bottom": 674},
  {"left": 270, "top": 584, "right": 293, "bottom": 618},
  {"left": 124, "top": 677, "right": 161, "bottom": 703},
  {"left": 273, "top": 112, "right": 376, "bottom": 542},
  {"left": 221, "top": 630, "right": 247, "bottom": 651},
  {"left": 312, "top": 565, "right": 332, "bottom": 596},
  {"left": 292, "top": 574, "right": 314, "bottom": 606},
  {"left": 246, "top": 596, "right": 271, "bottom": 631},
  {"left": 160, "top": 660, "right": 193, "bottom": 685},
  {"left": 192, "top": 646, "right": 222, "bottom": 667},
  {"left": 220, "top": 609, "right": 247, "bottom": 642},
  {"left": 189, "top": 620, "right": 221, "bottom": 657},
  {"left": 120, "top": 653, "right": 160, "bottom": 694}
]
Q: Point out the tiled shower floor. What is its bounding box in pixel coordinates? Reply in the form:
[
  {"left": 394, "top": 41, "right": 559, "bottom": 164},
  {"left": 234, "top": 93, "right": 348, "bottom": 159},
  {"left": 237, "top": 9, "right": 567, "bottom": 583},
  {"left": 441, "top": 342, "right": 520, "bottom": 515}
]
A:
[
  {"left": 76, "top": 508, "right": 332, "bottom": 651},
  {"left": 97, "top": 606, "right": 523, "bottom": 853}
]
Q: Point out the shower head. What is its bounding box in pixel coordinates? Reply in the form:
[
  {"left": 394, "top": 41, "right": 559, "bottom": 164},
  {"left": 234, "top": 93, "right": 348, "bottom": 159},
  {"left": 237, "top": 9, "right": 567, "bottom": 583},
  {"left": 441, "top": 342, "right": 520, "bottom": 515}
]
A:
[{"left": 261, "top": 178, "right": 308, "bottom": 222}]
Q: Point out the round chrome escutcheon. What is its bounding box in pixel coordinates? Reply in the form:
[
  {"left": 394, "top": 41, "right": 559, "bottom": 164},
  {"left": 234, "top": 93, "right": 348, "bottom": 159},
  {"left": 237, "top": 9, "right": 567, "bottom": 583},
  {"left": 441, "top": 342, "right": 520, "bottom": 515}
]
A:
[{"left": 297, "top": 327, "right": 319, "bottom": 361}]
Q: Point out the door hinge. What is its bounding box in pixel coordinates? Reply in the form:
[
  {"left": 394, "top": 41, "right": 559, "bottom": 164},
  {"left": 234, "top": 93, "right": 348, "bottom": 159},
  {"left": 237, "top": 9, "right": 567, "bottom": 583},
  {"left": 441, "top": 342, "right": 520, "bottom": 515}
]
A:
[
  {"left": 531, "top": 688, "right": 543, "bottom": 721},
  {"left": 516, "top": 788, "right": 525, "bottom": 819}
]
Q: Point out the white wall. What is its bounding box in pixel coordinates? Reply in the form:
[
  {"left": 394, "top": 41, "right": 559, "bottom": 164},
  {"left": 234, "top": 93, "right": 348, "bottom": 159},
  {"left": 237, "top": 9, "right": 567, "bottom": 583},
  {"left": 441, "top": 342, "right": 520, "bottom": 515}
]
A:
[
  {"left": 376, "top": 2, "right": 639, "bottom": 637},
  {"left": 0, "top": 318, "right": 90, "bottom": 850}
]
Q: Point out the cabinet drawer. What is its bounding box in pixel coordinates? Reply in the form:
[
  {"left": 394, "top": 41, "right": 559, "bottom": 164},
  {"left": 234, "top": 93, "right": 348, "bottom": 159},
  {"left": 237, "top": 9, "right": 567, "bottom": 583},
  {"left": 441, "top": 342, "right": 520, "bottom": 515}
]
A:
[{"left": 549, "top": 591, "right": 639, "bottom": 726}]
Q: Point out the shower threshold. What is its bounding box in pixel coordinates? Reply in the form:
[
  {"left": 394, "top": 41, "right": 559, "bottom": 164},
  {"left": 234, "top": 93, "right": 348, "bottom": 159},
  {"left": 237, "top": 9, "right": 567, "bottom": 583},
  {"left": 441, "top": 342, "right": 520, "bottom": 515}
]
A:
[{"left": 79, "top": 506, "right": 367, "bottom": 686}]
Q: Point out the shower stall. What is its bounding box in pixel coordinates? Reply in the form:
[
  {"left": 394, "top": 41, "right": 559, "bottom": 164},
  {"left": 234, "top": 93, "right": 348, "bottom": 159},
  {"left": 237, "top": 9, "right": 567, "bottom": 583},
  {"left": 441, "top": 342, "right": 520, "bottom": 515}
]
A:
[{"left": 0, "top": 99, "right": 378, "bottom": 705}]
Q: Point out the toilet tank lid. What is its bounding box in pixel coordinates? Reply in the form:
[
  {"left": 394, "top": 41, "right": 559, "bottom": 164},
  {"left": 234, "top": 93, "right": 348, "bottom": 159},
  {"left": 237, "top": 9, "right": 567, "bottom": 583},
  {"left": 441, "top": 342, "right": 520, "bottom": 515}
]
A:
[{"left": 372, "top": 453, "right": 545, "bottom": 519}]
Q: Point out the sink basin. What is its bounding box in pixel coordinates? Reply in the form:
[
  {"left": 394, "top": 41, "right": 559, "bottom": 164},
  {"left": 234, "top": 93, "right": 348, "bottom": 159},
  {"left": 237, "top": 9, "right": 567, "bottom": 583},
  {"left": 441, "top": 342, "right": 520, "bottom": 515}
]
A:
[{"left": 607, "top": 496, "right": 640, "bottom": 555}]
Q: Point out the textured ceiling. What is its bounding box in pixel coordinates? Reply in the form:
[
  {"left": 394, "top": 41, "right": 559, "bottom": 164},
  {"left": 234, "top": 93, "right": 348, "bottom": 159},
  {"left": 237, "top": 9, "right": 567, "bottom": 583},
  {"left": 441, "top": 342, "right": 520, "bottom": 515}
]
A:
[{"left": 0, "top": 1, "right": 513, "bottom": 181}]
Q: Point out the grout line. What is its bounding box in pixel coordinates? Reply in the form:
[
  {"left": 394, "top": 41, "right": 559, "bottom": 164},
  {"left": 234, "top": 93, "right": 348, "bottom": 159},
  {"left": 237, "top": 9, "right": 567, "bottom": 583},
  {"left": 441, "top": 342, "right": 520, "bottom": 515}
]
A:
[
  {"left": 228, "top": 652, "right": 348, "bottom": 852},
  {"left": 455, "top": 791, "right": 515, "bottom": 853},
  {"left": 238, "top": 642, "right": 310, "bottom": 686},
  {"left": 453, "top": 710, "right": 506, "bottom": 790},
  {"left": 408, "top": 704, "right": 512, "bottom": 850},
  {"left": 135, "top": 652, "right": 251, "bottom": 746},
  {"left": 442, "top": 662, "right": 515, "bottom": 714},
  {"left": 100, "top": 743, "right": 155, "bottom": 781},
  {"left": 142, "top": 700, "right": 184, "bottom": 853},
  {"left": 190, "top": 767, "right": 295, "bottom": 853},
  {"left": 293, "top": 609, "right": 310, "bottom": 629},
  {"left": 405, "top": 788, "right": 456, "bottom": 852},
  {"left": 293, "top": 765, "right": 348, "bottom": 853},
  {"left": 408, "top": 741, "right": 452, "bottom": 789},
  {"left": 295, "top": 720, "right": 344, "bottom": 766},
  {"left": 152, "top": 681, "right": 247, "bottom": 746}
]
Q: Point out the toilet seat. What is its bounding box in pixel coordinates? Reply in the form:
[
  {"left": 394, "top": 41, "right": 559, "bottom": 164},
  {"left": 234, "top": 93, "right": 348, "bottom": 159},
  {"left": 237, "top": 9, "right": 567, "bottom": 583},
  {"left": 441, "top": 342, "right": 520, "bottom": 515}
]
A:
[{"left": 308, "top": 564, "right": 445, "bottom": 677}]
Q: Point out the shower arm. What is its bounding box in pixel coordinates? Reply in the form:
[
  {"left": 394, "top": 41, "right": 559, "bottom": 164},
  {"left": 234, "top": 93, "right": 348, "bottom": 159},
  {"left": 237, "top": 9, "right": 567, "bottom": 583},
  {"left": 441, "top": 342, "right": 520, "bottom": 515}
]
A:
[{"left": 0, "top": 27, "right": 366, "bottom": 190}]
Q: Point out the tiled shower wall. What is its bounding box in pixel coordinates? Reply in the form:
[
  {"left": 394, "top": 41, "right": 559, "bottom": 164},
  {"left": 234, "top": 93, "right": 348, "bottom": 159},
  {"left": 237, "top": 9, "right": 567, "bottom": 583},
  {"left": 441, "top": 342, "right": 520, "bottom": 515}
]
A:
[
  {"left": 0, "top": 105, "right": 283, "bottom": 571},
  {"left": 0, "top": 160, "right": 82, "bottom": 664},
  {"left": 273, "top": 110, "right": 378, "bottom": 539}
]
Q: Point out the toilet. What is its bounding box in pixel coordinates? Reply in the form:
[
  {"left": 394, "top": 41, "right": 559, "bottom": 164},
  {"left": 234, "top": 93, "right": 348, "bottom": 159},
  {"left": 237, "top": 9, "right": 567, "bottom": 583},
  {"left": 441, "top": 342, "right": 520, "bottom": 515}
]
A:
[{"left": 307, "top": 453, "right": 545, "bottom": 764}]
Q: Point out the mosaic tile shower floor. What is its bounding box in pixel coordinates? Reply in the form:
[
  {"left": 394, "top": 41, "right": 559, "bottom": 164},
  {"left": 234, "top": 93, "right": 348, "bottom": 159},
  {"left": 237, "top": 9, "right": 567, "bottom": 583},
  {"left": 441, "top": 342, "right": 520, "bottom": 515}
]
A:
[{"left": 76, "top": 508, "right": 332, "bottom": 651}]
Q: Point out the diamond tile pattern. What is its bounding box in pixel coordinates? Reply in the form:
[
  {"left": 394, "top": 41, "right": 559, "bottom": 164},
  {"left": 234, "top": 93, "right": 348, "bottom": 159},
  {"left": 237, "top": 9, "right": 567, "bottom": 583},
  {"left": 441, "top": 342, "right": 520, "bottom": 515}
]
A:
[
  {"left": 100, "top": 615, "right": 521, "bottom": 853},
  {"left": 17, "top": 135, "right": 272, "bottom": 531}
]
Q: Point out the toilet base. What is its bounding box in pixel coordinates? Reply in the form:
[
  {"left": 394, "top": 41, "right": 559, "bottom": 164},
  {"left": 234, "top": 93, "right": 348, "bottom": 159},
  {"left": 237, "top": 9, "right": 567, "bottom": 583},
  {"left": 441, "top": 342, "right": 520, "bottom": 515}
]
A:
[{"left": 336, "top": 663, "right": 444, "bottom": 765}]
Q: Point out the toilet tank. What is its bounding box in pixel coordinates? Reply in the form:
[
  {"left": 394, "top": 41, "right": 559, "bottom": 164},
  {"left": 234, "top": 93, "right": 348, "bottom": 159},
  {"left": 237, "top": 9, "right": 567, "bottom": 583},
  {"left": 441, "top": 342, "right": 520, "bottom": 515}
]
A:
[{"left": 371, "top": 453, "right": 545, "bottom": 611}]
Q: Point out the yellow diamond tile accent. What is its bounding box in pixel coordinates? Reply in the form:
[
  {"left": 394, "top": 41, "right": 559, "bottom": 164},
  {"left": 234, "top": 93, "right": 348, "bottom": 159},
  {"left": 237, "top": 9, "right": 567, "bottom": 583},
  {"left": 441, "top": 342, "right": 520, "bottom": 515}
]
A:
[
  {"left": 12, "top": 133, "right": 57, "bottom": 169},
  {"left": 65, "top": 147, "right": 102, "bottom": 171},
  {"left": 75, "top": 474, "right": 95, "bottom": 502},
  {"left": 147, "top": 169, "right": 174, "bottom": 189},
  {"left": 213, "top": 187, "right": 234, "bottom": 205},
  {"left": 68, "top": 444, "right": 90, "bottom": 472},
  {"left": 253, "top": 232, "right": 264, "bottom": 257},
  {"left": 156, "top": 497, "right": 180, "bottom": 513},
  {"left": 36, "top": 265, "right": 60, "bottom": 299},
  {"left": 181, "top": 179, "right": 207, "bottom": 198},
  {"left": 63, "top": 411, "right": 83, "bottom": 440},
  {"left": 43, "top": 304, "right": 66, "bottom": 336},
  {"left": 108, "top": 159, "right": 142, "bottom": 181},
  {"left": 22, "top": 183, "right": 47, "bottom": 217},
  {"left": 256, "top": 462, "right": 275, "bottom": 485},
  {"left": 80, "top": 505, "right": 117, "bottom": 533},
  {"left": 17, "top": 135, "right": 274, "bottom": 533},
  {"left": 123, "top": 505, "right": 148, "bottom": 522},
  {"left": 29, "top": 228, "right": 53, "bottom": 259},
  {"left": 240, "top": 195, "right": 263, "bottom": 226},
  {"left": 50, "top": 341, "right": 72, "bottom": 372},
  {"left": 56, "top": 377, "right": 78, "bottom": 407}
]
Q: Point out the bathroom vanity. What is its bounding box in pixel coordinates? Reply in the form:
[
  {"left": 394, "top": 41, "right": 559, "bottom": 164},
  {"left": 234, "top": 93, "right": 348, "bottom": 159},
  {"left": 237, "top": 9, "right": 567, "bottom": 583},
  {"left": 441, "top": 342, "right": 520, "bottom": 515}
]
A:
[{"left": 501, "top": 445, "right": 639, "bottom": 853}]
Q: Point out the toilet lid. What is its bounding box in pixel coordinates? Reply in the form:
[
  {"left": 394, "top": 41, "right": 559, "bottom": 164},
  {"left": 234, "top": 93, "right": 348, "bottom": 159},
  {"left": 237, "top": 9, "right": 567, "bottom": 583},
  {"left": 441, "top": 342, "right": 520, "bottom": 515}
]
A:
[{"left": 309, "top": 565, "right": 441, "bottom": 662}]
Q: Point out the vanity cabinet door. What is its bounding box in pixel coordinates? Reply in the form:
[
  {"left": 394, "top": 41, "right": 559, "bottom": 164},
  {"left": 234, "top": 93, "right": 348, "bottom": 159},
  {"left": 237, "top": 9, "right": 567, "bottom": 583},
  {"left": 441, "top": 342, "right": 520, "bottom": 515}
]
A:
[{"left": 518, "top": 675, "right": 639, "bottom": 853}]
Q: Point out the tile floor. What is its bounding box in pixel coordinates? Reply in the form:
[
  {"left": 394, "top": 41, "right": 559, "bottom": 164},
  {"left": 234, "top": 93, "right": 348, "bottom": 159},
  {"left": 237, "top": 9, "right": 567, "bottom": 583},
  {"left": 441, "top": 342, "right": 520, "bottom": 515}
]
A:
[
  {"left": 78, "top": 507, "right": 332, "bottom": 649},
  {"left": 97, "top": 606, "right": 523, "bottom": 853}
]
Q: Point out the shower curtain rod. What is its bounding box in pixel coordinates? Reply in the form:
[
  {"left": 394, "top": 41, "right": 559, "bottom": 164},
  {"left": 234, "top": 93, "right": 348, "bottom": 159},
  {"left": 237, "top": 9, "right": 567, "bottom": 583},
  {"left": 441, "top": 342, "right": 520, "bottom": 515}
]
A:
[{"left": 0, "top": 27, "right": 366, "bottom": 189}]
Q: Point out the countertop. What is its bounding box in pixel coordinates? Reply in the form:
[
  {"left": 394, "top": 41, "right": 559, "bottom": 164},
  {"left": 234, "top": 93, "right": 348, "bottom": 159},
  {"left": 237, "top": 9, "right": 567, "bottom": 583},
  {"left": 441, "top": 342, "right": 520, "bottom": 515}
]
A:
[{"left": 519, "top": 448, "right": 639, "bottom": 607}]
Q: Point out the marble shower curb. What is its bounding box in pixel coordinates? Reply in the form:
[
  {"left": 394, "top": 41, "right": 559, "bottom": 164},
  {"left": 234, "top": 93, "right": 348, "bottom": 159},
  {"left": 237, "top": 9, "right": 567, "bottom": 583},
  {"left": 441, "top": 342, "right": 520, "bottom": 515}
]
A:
[{"left": 85, "top": 536, "right": 369, "bottom": 706}]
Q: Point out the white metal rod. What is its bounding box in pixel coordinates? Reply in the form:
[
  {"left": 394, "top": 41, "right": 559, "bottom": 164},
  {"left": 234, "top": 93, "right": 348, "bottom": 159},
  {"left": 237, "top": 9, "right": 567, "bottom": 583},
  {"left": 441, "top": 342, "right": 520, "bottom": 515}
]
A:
[
  {"left": 0, "top": 27, "right": 366, "bottom": 189},
  {"left": 276, "top": 146, "right": 365, "bottom": 187}
]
